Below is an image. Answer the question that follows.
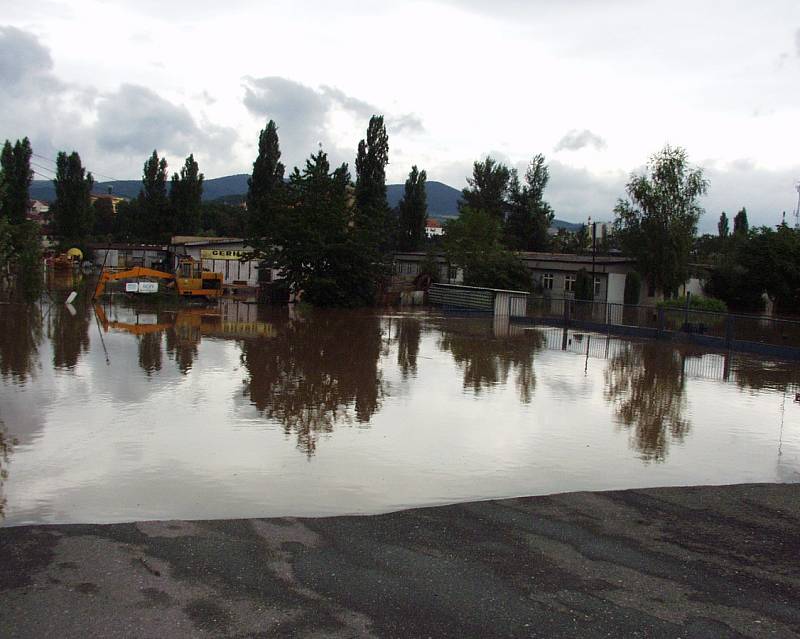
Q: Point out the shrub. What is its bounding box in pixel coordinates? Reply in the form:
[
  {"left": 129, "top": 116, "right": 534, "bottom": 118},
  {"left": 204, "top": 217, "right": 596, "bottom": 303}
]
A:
[{"left": 657, "top": 295, "right": 727, "bottom": 313}]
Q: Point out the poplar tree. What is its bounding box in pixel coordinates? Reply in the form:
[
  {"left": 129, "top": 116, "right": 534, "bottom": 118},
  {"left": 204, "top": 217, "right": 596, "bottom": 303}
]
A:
[
  {"left": 170, "top": 154, "right": 204, "bottom": 235},
  {"left": 138, "top": 150, "right": 169, "bottom": 242},
  {"left": 354, "top": 115, "right": 390, "bottom": 242},
  {"left": 718, "top": 211, "right": 729, "bottom": 238},
  {"left": 398, "top": 166, "right": 427, "bottom": 251},
  {"left": 247, "top": 120, "right": 285, "bottom": 243},
  {"left": 733, "top": 207, "right": 749, "bottom": 236},
  {"left": 52, "top": 151, "right": 94, "bottom": 244},
  {"left": 0, "top": 138, "right": 33, "bottom": 225}
]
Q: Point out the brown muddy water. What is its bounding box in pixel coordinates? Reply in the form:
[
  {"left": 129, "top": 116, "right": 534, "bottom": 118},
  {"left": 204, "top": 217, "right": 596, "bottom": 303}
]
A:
[{"left": 0, "top": 293, "right": 799, "bottom": 526}]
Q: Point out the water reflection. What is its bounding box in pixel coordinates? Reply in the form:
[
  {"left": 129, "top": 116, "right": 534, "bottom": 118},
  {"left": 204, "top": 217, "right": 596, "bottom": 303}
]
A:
[
  {"left": 438, "top": 319, "right": 543, "bottom": 403},
  {"left": 240, "top": 309, "right": 384, "bottom": 456},
  {"left": 0, "top": 304, "right": 42, "bottom": 383},
  {"left": 732, "top": 359, "right": 800, "bottom": 393},
  {"left": 1, "top": 301, "right": 798, "bottom": 526},
  {"left": 49, "top": 300, "right": 90, "bottom": 370},
  {"left": 137, "top": 332, "right": 163, "bottom": 375},
  {"left": 605, "top": 343, "right": 690, "bottom": 462},
  {"left": 0, "top": 420, "right": 15, "bottom": 520},
  {"left": 396, "top": 317, "right": 421, "bottom": 379}
]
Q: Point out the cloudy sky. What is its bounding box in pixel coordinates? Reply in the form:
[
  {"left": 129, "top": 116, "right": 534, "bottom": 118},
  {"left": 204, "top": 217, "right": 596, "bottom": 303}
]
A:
[{"left": 3, "top": 0, "right": 800, "bottom": 229}]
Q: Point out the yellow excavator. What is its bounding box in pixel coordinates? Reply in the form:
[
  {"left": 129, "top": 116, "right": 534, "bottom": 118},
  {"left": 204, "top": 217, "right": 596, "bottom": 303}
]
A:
[{"left": 92, "top": 257, "right": 224, "bottom": 301}]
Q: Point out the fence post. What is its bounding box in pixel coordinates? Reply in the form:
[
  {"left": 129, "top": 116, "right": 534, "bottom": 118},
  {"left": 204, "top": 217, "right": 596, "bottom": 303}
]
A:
[{"left": 725, "top": 315, "right": 734, "bottom": 348}]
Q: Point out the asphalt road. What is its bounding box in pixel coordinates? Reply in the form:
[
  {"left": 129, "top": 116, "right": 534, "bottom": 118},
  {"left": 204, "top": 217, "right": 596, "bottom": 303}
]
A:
[{"left": 1, "top": 483, "right": 799, "bottom": 638}]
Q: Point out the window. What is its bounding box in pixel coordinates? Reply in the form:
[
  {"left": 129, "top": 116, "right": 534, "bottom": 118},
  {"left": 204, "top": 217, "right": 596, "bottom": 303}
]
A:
[
  {"left": 448, "top": 266, "right": 458, "bottom": 282},
  {"left": 565, "top": 274, "right": 576, "bottom": 293},
  {"left": 594, "top": 276, "right": 602, "bottom": 298},
  {"left": 542, "top": 273, "right": 554, "bottom": 290}
]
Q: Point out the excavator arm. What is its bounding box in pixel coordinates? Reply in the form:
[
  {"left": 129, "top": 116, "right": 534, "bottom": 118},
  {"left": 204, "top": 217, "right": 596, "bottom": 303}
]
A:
[{"left": 92, "top": 267, "right": 175, "bottom": 300}]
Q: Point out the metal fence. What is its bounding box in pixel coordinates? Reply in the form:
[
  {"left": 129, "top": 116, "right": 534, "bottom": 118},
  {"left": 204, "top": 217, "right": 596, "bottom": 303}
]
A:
[{"left": 521, "top": 296, "right": 800, "bottom": 359}]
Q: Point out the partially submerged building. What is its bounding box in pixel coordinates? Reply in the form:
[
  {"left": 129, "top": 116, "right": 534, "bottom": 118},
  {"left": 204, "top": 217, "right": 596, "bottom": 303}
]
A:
[
  {"left": 392, "top": 251, "right": 645, "bottom": 305},
  {"left": 170, "top": 236, "right": 280, "bottom": 290}
]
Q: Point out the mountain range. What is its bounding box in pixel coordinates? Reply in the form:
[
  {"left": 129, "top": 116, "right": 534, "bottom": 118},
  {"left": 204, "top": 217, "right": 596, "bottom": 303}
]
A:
[{"left": 29, "top": 176, "right": 583, "bottom": 231}]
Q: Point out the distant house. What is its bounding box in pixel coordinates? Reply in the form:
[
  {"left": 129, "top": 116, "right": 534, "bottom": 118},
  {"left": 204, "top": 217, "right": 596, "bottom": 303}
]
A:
[
  {"left": 425, "top": 218, "right": 444, "bottom": 238},
  {"left": 27, "top": 199, "right": 50, "bottom": 220}
]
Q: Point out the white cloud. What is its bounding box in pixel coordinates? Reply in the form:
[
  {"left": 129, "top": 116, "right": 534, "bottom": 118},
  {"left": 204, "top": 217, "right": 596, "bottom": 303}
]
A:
[{"left": 554, "top": 129, "right": 607, "bottom": 153}]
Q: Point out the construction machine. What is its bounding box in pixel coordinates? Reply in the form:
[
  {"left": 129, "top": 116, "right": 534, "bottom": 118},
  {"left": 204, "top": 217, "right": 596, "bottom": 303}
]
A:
[{"left": 92, "top": 257, "right": 224, "bottom": 301}]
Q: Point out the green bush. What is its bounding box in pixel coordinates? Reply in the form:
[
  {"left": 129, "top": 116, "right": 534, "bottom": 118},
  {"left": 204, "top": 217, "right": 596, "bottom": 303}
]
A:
[{"left": 657, "top": 295, "right": 727, "bottom": 313}]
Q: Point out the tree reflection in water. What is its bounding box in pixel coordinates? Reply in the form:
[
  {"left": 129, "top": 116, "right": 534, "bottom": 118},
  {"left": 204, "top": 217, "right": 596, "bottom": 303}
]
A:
[
  {"left": 0, "top": 304, "right": 43, "bottom": 383},
  {"left": 165, "top": 323, "right": 199, "bottom": 374},
  {"left": 50, "top": 300, "right": 90, "bottom": 370},
  {"left": 732, "top": 358, "right": 800, "bottom": 393},
  {"left": 605, "top": 342, "right": 690, "bottom": 462},
  {"left": 438, "top": 320, "right": 543, "bottom": 403},
  {"left": 396, "top": 317, "right": 422, "bottom": 379},
  {"left": 240, "top": 309, "right": 384, "bottom": 456},
  {"left": 0, "top": 419, "right": 15, "bottom": 520},
  {"left": 137, "top": 332, "right": 163, "bottom": 375}
]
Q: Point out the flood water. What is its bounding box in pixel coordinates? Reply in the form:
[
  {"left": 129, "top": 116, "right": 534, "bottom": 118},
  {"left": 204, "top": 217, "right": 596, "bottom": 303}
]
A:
[{"left": 1, "top": 288, "right": 799, "bottom": 526}]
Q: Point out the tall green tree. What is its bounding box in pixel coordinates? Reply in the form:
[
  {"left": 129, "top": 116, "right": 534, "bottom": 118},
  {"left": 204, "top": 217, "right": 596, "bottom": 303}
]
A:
[
  {"left": 269, "top": 150, "right": 380, "bottom": 307},
  {"left": 354, "top": 115, "right": 391, "bottom": 253},
  {"left": 92, "top": 197, "right": 115, "bottom": 238},
  {"left": 718, "top": 211, "right": 729, "bottom": 238},
  {"left": 138, "top": 150, "right": 169, "bottom": 242},
  {"left": 613, "top": 145, "right": 707, "bottom": 297},
  {"left": 397, "top": 165, "right": 427, "bottom": 251},
  {"left": 733, "top": 207, "right": 749, "bottom": 236},
  {"left": 355, "top": 115, "right": 389, "bottom": 215},
  {"left": 170, "top": 154, "right": 204, "bottom": 235},
  {"left": 505, "top": 154, "right": 554, "bottom": 251},
  {"left": 0, "top": 138, "right": 41, "bottom": 301},
  {"left": 459, "top": 157, "right": 511, "bottom": 222},
  {"left": 0, "top": 138, "right": 33, "bottom": 225},
  {"left": 51, "top": 151, "right": 94, "bottom": 245},
  {"left": 741, "top": 224, "right": 800, "bottom": 314},
  {"left": 247, "top": 120, "right": 285, "bottom": 242},
  {"left": 444, "top": 207, "right": 531, "bottom": 291}
]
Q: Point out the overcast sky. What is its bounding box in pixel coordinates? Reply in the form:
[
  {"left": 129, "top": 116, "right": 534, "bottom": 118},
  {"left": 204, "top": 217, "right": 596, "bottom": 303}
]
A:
[{"left": 3, "top": 0, "right": 800, "bottom": 230}]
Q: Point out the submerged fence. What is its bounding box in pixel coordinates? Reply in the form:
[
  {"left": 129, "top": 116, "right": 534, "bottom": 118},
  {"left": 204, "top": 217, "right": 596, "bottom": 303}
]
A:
[{"left": 519, "top": 296, "right": 800, "bottom": 360}]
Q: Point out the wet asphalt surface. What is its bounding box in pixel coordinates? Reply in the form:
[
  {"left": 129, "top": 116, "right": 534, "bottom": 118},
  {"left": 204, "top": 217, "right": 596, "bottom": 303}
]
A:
[{"left": 1, "top": 483, "right": 799, "bottom": 638}]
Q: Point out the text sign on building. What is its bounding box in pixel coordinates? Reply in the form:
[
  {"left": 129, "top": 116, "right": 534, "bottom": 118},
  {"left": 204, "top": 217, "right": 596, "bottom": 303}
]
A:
[
  {"left": 201, "top": 249, "right": 246, "bottom": 261},
  {"left": 125, "top": 282, "right": 139, "bottom": 293}
]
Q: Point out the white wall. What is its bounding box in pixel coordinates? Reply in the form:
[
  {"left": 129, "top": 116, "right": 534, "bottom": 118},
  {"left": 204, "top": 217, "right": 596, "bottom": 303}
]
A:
[{"left": 607, "top": 273, "right": 626, "bottom": 305}]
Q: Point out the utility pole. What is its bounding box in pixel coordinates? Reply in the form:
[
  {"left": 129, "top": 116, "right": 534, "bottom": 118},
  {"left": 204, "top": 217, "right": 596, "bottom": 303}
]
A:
[
  {"left": 591, "top": 221, "right": 597, "bottom": 300},
  {"left": 794, "top": 182, "right": 800, "bottom": 230}
]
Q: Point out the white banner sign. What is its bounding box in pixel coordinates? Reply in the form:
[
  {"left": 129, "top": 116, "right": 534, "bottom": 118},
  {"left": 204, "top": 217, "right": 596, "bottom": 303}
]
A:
[
  {"left": 138, "top": 282, "right": 159, "bottom": 293},
  {"left": 125, "top": 282, "right": 139, "bottom": 293}
]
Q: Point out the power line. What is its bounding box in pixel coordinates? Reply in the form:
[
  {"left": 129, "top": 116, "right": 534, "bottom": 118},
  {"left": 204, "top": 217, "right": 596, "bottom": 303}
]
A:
[
  {"left": 31, "top": 151, "right": 121, "bottom": 183},
  {"left": 32, "top": 169, "right": 54, "bottom": 181},
  {"left": 30, "top": 161, "right": 57, "bottom": 177}
]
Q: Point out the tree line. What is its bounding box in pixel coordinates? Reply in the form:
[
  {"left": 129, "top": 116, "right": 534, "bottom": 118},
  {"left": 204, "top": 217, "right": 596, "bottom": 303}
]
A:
[{"left": 3, "top": 120, "right": 799, "bottom": 313}]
